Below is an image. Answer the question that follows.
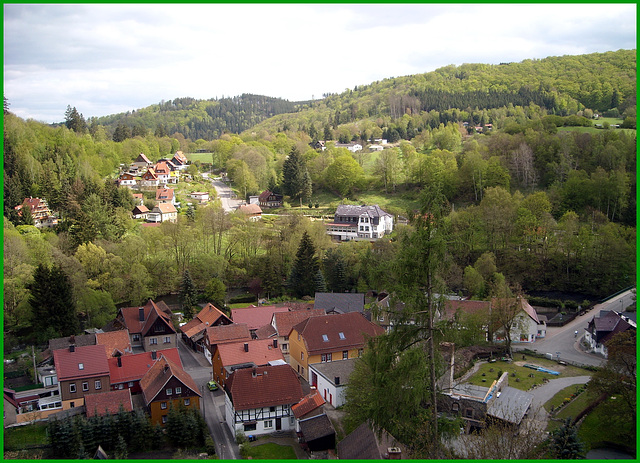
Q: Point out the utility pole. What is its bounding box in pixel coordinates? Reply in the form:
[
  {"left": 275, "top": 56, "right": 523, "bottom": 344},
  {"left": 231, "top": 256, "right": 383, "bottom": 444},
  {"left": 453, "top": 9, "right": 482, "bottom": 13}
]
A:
[{"left": 32, "top": 345, "right": 37, "bottom": 384}]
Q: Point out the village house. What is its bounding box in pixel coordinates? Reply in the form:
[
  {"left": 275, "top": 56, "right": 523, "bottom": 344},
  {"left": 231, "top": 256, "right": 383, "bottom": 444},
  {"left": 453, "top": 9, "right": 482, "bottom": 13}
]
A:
[
  {"left": 326, "top": 204, "right": 394, "bottom": 241},
  {"left": 170, "top": 151, "right": 189, "bottom": 170},
  {"left": 108, "top": 348, "right": 182, "bottom": 394},
  {"left": 224, "top": 364, "right": 303, "bottom": 437},
  {"left": 53, "top": 344, "right": 110, "bottom": 410},
  {"left": 337, "top": 421, "right": 405, "bottom": 459},
  {"left": 238, "top": 203, "right": 263, "bottom": 220},
  {"left": 147, "top": 202, "right": 178, "bottom": 223},
  {"left": 140, "top": 168, "right": 159, "bottom": 188},
  {"left": 258, "top": 190, "right": 284, "bottom": 208},
  {"left": 114, "top": 300, "right": 178, "bottom": 352},
  {"left": 297, "top": 413, "right": 336, "bottom": 454},
  {"left": 139, "top": 354, "right": 201, "bottom": 426},
  {"left": 155, "top": 187, "right": 176, "bottom": 205},
  {"left": 190, "top": 191, "right": 209, "bottom": 204},
  {"left": 259, "top": 308, "right": 325, "bottom": 360},
  {"left": 84, "top": 388, "right": 133, "bottom": 418},
  {"left": 117, "top": 172, "right": 138, "bottom": 188},
  {"left": 307, "top": 357, "right": 357, "bottom": 408},
  {"left": 204, "top": 323, "right": 252, "bottom": 365},
  {"left": 314, "top": 292, "right": 366, "bottom": 316},
  {"left": 231, "top": 305, "right": 290, "bottom": 338},
  {"left": 154, "top": 160, "right": 177, "bottom": 185},
  {"left": 14, "top": 197, "right": 58, "bottom": 228},
  {"left": 491, "top": 298, "right": 546, "bottom": 344},
  {"left": 180, "top": 303, "right": 233, "bottom": 353},
  {"left": 211, "top": 338, "right": 286, "bottom": 388},
  {"left": 334, "top": 142, "right": 363, "bottom": 152},
  {"left": 584, "top": 310, "right": 635, "bottom": 357},
  {"left": 288, "top": 312, "right": 384, "bottom": 382},
  {"left": 131, "top": 153, "right": 153, "bottom": 171},
  {"left": 95, "top": 330, "right": 133, "bottom": 358},
  {"left": 132, "top": 204, "right": 150, "bottom": 220}
]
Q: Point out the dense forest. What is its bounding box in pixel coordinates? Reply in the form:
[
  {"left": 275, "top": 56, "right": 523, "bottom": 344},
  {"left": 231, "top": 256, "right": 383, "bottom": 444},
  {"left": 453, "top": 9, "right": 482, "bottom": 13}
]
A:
[{"left": 3, "top": 49, "right": 636, "bottom": 351}]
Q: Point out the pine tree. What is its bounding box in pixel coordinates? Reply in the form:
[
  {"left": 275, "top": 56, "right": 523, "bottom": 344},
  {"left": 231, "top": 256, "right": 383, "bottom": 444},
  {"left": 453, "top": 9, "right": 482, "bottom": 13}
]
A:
[
  {"left": 282, "top": 147, "right": 312, "bottom": 203},
  {"left": 549, "top": 418, "right": 586, "bottom": 459},
  {"left": 287, "top": 231, "right": 321, "bottom": 298},
  {"left": 180, "top": 270, "right": 198, "bottom": 320}
]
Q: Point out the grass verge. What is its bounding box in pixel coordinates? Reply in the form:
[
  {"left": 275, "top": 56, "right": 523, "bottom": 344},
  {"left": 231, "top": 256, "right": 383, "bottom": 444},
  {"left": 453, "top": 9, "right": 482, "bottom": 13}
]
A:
[
  {"left": 3, "top": 423, "right": 49, "bottom": 450},
  {"left": 243, "top": 442, "right": 297, "bottom": 459}
]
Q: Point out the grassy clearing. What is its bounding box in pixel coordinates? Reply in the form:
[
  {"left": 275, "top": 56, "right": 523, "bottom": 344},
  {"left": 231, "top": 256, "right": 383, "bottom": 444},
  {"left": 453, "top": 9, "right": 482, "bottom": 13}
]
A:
[
  {"left": 543, "top": 384, "right": 587, "bottom": 412},
  {"left": 466, "top": 360, "right": 559, "bottom": 391},
  {"left": 547, "top": 389, "right": 596, "bottom": 433},
  {"left": 578, "top": 397, "right": 636, "bottom": 453},
  {"left": 243, "top": 442, "right": 297, "bottom": 459},
  {"left": 3, "top": 423, "right": 48, "bottom": 450},
  {"left": 186, "top": 152, "right": 214, "bottom": 164}
]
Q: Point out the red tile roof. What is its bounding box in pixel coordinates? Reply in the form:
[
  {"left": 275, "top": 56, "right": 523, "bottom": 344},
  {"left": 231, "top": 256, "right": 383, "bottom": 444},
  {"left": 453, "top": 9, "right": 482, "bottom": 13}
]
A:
[
  {"left": 139, "top": 354, "right": 201, "bottom": 405},
  {"left": 215, "top": 339, "right": 285, "bottom": 368},
  {"left": 119, "top": 300, "right": 175, "bottom": 336},
  {"left": 108, "top": 348, "right": 182, "bottom": 385},
  {"left": 231, "top": 305, "right": 289, "bottom": 331},
  {"left": 181, "top": 303, "right": 232, "bottom": 338},
  {"left": 274, "top": 309, "right": 325, "bottom": 337},
  {"left": 239, "top": 203, "right": 262, "bottom": 215},
  {"left": 53, "top": 345, "right": 109, "bottom": 381},
  {"left": 95, "top": 330, "right": 132, "bottom": 358},
  {"left": 292, "top": 390, "right": 325, "bottom": 419},
  {"left": 156, "top": 203, "right": 177, "bottom": 214},
  {"left": 85, "top": 389, "right": 133, "bottom": 417},
  {"left": 293, "top": 312, "right": 384, "bottom": 355},
  {"left": 155, "top": 188, "right": 174, "bottom": 201},
  {"left": 442, "top": 300, "right": 491, "bottom": 321},
  {"left": 206, "top": 324, "right": 252, "bottom": 345},
  {"left": 227, "top": 364, "right": 303, "bottom": 411}
]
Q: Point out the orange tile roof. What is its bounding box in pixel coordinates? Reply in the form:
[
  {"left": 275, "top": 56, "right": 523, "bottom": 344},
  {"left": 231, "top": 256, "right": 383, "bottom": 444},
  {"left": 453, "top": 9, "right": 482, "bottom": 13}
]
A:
[
  {"left": 239, "top": 203, "right": 262, "bottom": 215},
  {"left": 293, "top": 312, "right": 384, "bottom": 355},
  {"left": 108, "top": 348, "right": 182, "bottom": 385},
  {"left": 206, "top": 324, "right": 252, "bottom": 345},
  {"left": 155, "top": 188, "right": 174, "bottom": 201},
  {"left": 95, "top": 330, "right": 132, "bottom": 358},
  {"left": 216, "top": 339, "right": 285, "bottom": 368},
  {"left": 139, "top": 354, "right": 201, "bottom": 405},
  {"left": 156, "top": 203, "right": 177, "bottom": 214},
  {"left": 231, "top": 306, "right": 289, "bottom": 330},
  {"left": 292, "top": 390, "right": 325, "bottom": 419},
  {"left": 181, "top": 303, "right": 232, "bottom": 338},
  {"left": 119, "top": 300, "right": 175, "bottom": 336},
  {"left": 226, "top": 364, "right": 303, "bottom": 411},
  {"left": 85, "top": 389, "right": 133, "bottom": 417}
]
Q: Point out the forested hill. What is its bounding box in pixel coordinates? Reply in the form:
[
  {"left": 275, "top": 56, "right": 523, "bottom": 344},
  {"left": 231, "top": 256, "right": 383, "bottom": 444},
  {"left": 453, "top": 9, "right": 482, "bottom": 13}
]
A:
[
  {"left": 85, "top": 49, "right": 635, "bottom": 142},
  {"left": 92, "top": 94, "right": 308, "bottom": 141}
]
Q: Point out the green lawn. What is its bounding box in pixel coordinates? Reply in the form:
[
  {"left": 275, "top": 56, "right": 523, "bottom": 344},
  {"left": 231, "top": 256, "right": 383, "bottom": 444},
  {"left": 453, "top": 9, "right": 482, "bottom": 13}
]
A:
[
  {"left": 547, "top": 389, "right": 596, "bottom": 433},
  {"left": 186, "top": 152, "right": 214, "bottom": 163},
  {"left": 3, "top": 423, "right": 48, "bottom": 450},
  {"left": 243, "top": 442, "right": 297, "bottom": 459},
  {"left": 466, "top": 360, "right": 559, "bottom": 391},
  {"left": 577, "top": 397, "right": 636, "bottom": 453},
  {"left": 543, "top": 384, "right": 587, "bottom": 412}
]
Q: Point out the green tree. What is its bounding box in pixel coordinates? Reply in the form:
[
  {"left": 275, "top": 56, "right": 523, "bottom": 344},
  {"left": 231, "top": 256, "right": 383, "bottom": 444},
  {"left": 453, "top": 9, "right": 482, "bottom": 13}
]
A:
[
  {"left": 180, "top": 269, "right": 198, "bottom": 320},
  {"left": 548, "top": 418, "right": 586, "bottom": 459},
  {"left": 282, "top": 147, "right": 312, "bottom": 204},
  {"left": 65, "top": 105, "right": 87, "bottom": 133},
  {"left": 324, "top": 154, "right": 364, "bottom": 197},
  {"left": 28, "top": 264, "right": 79, "bottom": 342},
  {"left": 287, "top": 231, "right": 322, "bottom": 298},
  {"left": 205, "top": 277, "right": 227, "bottom": 307}
]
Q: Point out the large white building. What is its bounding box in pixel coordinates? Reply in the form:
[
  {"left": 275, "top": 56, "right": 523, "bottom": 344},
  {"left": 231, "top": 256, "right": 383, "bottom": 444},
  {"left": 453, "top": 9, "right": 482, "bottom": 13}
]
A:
[{"left": 326, "top": 204, "right": 394, "bottom": 241}]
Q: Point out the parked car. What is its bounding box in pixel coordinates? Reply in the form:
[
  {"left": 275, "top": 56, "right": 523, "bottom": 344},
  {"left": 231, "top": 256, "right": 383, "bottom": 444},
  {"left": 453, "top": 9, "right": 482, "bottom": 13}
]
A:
[{"left": 207, "top": 380, "right": 219, "bottom": 391}]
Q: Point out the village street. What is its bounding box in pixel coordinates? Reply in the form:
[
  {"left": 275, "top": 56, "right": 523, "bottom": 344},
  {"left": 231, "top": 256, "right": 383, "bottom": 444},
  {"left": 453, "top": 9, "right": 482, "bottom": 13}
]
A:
[
  {"left": 202, "top": 173, "right": 243, "bottom": 212},
  {"left": 176, "top": 336, "right": 240, "bottom": 459}
]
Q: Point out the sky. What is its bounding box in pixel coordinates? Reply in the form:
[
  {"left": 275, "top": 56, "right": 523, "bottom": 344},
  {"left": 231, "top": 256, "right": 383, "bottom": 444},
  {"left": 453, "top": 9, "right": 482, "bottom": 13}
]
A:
[{"left": 4, "top": 3, "right": 636, "bottom": 124}]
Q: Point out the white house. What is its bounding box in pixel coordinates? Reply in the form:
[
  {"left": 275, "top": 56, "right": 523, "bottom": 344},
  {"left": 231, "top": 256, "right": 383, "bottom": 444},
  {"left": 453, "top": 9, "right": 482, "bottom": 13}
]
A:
[
  {"left": 308, "top": 358, "right": 357, "bottom": 408},
  {"left": 492, "top": 298, "right": 546, "bottom": 344},
  {"left": 224, "top": 364, "right": 303, "bottom": 437},
  {"left": 327, "top": 204, "right": 394, "bottom": 241},
  {"left": 147, "top": 203, "right": 178, "bottom": 223},
  {"left": 190, "top": 192, "right": 210, "bottom": 204},
  {"left": 334, "top": 143, "right": 362, "bottom": 153}
]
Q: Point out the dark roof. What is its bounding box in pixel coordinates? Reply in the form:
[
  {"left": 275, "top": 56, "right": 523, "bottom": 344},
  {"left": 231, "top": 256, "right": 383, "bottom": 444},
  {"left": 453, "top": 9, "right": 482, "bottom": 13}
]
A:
[
  {"left": 309, "top": 358, "right": 358, "bottom": 385},
  {"left": 314, "top": 293, "right": 365, "bottom": 314},
  {"left": 298, "top": 413, "right": 335, "bottom": 442},
  {"left": 254, "top": 324, "right": 277, "bottom": 339},
  {"left": 486, "top": 386, "right": 533, "bottom": 425},
  {"left": 292, "top": 312, "right": 384, "bottom": 355},
  {"left": 335, "top": 204, "right": 391, "bottom": 218},
  {"left": 48, "top": 334, "right": 96, "bottom": 352},
  {"left": 226, "top": 364, "right": 303, "bottom": 411},
  {"left": 337, "top": 421, "right": 403, "bottom": 459}
]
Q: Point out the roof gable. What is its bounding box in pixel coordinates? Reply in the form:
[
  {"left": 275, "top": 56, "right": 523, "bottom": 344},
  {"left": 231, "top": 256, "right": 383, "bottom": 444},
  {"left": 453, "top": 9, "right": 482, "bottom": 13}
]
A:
[
  {"left": 231, "top": 306, "right": 289, "bottom": 330},
  {"left": 215, "top": 338, "right": 285, "bottom": 367},
  {"left": 227, "top": 364, "right": 303, "bottom": 410},
  {"left": 95, "top": 330, "right": 132, "bottom": 358},
  {"left": 53, "top": 344, "right": 109, "bottom": 381},
  {"left": 119, "top": 300, "right": 175, "bottom": 335},
  {"left": 139, "top": 354, "right": 201, "bottom": 404},
  {"left": 108, "top": 348, "right": 182, "bottom": 384}
]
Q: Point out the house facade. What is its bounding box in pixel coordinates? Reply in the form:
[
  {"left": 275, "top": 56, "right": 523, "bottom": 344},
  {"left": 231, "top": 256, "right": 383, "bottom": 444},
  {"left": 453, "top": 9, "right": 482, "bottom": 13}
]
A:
[
  {"left": 224, "top": 364, "right": 303, "bottom": 437},
  {"left": 108, "top": 348, "right": 182, "bottom": 394},
  {"left": 308, "top": 358, "right": 357, "bottom": 407},
  {"left": 117, "top": 172, "right": 138, "bottom": 188},
  {"left": 155, "top": 187, "right": 176, "bottom": 205},
  {"left": 180, "top": 303, "right": 233, "bottom": 353},
  {"left": 14, "top": 197, "right": 58, "bottom": 228},
  {"left": 147, "top": 203, "right": 178, "bottom": 223},
  {"left": 141, "top": 168, "right": 159, "bottom": 187},
  {"left": 238, "top": 203, "right": 262, "bottom": 220},
  {"left": 258, "top": 190, "right": 284, "bottom": 208},
  {"left": 584, "top": 310, "right": 634, "bottom": 357},
  {"left": 288, "top": 312, "right": 384, "bottom": 382},
  {"left": 492, "top": 298, "right": 546, "bottom": 344},
  {"left": 326, "top": 204, "right": 393, "bottom": 241},
  {"left": 116, "top": 300, "right": 177, "bottom": 351},
  {"left": 53, "top": 344, "right": 110, "bottom": 410}
]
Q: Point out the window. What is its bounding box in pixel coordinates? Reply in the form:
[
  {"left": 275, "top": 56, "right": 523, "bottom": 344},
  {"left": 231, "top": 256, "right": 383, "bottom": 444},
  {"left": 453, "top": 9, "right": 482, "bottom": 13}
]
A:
[
  {"left": 452, "top": 403, "right": 459, "bottom": 412},
  {"left": 166, "top": 388, "right": 173, "bottom": 395},
  {"left": 69, "top": 383, "right": 76, "bottom": 393},
  {"left": 176, "top": 387, "right": 182, "bottom": 394},
  {"left": 161, "top": 402, "right": 167, "bottom": 410},
  {"left": 326, "top": 353, "right": 332, "bottom": 362},
  {"left": 359, "top": 226, "right": 364, "bottom": 231},
  {"left": 156, "top": 325, "right": 165, "bottom": 333},
  {"left": 282, "top": 343, "right": 288, "bottom": 351},
  {"left": 95, "top": 380, "right": 102, "bottom": 390},
  {"left": 269, "top": 406, "right": 276, "bottom": 412},
  {"left": 164, "top": 336, "right": 171, "bottom": 344},
  {"left": 343, "top": 350, "right": 348, "bottom": 360},
  {"left": 118, "top": 384, "right": 124, "bottom": 390},
  {"left": 82, "top": 382, "right": 89, "bottom": 392},
  {"left": 78, "top": 363, "right": 84, "bottom": 370},
  {"left": 162, "top": 415, "right": 168, "bottom": 424},
  {"left": 132, "top": 334, "right": 141, "bottom": 342},
  {"left": 284, "top": 336, "right": 289, "bottom": 341},
  {"left": 264, "top": 420, "right": 273, "bottom": 429},
  {"left": 322, "top": 334, "right": 329, "bottom": 342},
  {"left": 128, "top": 381, "right": 134, "bottom": 387},
  {"left": 150, "top": 337, "right": 158, "bottom": 345},
  {"left": 70, "top": 402, "right": 75, "bottom": 408},
  {"left": 300, "top": 352, "right": 304, "bottom": 361},
  {"left": 244, "top": 423, "right": 257, "bottom": 432},
  {"left": 338, "top": 332, "right": 345, "bottom": 340},
  {"left": 184, "top": 398, "right": 190, "bottom": 406},
  {"left": 465, "top": 408, "right": 473, "bottom": 418}
]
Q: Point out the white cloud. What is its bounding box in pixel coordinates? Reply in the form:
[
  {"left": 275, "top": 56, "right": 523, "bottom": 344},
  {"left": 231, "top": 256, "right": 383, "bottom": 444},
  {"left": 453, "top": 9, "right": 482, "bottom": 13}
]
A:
[{"left": 3, "top": 3, "right": 636, "bottom": 123}]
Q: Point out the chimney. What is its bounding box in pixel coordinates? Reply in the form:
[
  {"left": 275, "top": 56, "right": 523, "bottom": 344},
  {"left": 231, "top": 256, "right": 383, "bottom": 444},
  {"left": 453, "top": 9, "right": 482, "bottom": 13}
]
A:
[
  {"left": 69, "top": 345, "right": 75, "bottom": 353},
  {"left": 273, "top": 339, "right": 278, "bottom": 348},
  {"left": 117, "top": 357, "right": 122, "bottom": 367},
  {"left": 244, "top": 343, "right": 249, "bottom": 352},
  {"left": 387, "top": 448, "right": 402, "bottom": 460},
  {"left": 334, "top": 376, "right": 340, "bottom": 386},
  {"left": 69, "top": 335, "right": 75, "bottom": 344},
  {"left": 139, "top": 307, "right": 145, "bottom": 322},
  {"left": 151, "top": 351, "right": 157, "bottom": 360}
]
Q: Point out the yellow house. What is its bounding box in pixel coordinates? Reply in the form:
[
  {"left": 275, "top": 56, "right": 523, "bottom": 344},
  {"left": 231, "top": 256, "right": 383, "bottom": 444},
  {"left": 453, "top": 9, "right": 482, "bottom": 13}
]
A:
[{"left": 288, "top": 312, "right": 384, "bottom": 382}]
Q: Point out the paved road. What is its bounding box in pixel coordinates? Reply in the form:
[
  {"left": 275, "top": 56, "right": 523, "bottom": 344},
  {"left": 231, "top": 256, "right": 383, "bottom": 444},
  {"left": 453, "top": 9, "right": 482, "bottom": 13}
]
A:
[
  {"left": 209, "top": 178, "right": 243, "bottom": 212},
  {"left": 177, "top": 337, "right": 240, "bottom": 459},
  {"left": 514, "top": 289, "right": 634, "bottom": 367}
]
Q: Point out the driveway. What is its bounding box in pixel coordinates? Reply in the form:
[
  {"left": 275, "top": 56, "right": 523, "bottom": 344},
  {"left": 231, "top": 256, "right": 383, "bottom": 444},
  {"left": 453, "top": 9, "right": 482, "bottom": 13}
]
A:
[
  {"left": 210, "top": 178, "right": 243, "bottom": 212},
  {"left": 177, "top": 337, "right": 240, "bottom": 459}
]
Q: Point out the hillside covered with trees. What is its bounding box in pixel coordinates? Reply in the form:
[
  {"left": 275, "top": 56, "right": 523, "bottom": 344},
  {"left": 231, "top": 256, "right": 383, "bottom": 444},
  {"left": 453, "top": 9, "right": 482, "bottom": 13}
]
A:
[{"left": 3, "top": 49, "right": 635, "bottom": 352}]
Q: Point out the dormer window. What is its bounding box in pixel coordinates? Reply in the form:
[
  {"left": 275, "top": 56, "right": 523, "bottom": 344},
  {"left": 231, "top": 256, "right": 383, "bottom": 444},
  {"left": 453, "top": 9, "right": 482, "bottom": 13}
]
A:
[
  {"left": 78, "top": 363, "right": 84, "bottom": 370},
  {"left": 322, "top": 334, "right": 329, "bottom": 342}
]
